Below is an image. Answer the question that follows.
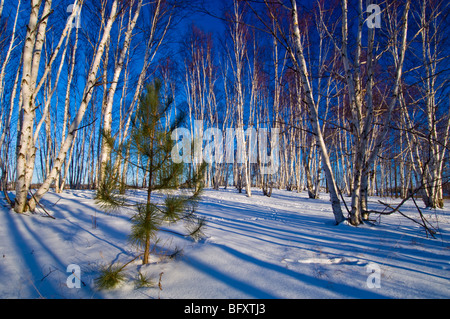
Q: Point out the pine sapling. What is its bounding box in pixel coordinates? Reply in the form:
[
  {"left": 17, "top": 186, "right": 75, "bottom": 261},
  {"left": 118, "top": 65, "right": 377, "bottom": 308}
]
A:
[{"left": 95, "top": 79, "right": 206, "bottom": 289}]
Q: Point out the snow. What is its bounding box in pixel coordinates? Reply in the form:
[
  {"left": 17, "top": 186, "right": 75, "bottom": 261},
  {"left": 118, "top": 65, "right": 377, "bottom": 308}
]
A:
[{"left": 0, "top": 188, "right": 449, "bottom": 299}]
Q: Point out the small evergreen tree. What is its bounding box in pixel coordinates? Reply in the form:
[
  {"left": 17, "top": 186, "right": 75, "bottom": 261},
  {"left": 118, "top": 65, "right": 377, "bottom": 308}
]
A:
[{"left": 95, "top": 79, "right": 205, "bottom": 289}]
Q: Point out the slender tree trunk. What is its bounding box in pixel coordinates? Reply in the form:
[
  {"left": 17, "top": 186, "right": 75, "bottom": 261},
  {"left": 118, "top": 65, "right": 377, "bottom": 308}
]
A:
[
  {"left": 14, "top": 0, "right": 43, "bottom": 213},
  {"left": 289, "top": 0, "right": 344, "bottom": 224},
  {"left": 99, "top": 0, "right": 142, "bottom": 186},
  {"left": 14, "top": 0, "right": 83, "bottom": 212},
  {"left": 29, "top": 0, "right": 119, "bottom": 209}
]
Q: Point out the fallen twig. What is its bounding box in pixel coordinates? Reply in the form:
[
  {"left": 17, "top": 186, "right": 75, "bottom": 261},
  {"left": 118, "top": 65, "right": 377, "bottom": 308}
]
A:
[
  {"left": 29, "top": 191, "right": 55, "bottom": 219},
  {"left": 40, "top": 267, "right": 57, "bottom": 282},
  {"left": 411, "top": 195, "right": 437, "bottom": 239}
]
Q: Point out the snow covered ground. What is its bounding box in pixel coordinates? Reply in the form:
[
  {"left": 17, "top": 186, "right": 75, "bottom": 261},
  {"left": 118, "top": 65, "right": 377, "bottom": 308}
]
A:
[{"left": 0, "top": 188, "right": 449, "bottom": 299}]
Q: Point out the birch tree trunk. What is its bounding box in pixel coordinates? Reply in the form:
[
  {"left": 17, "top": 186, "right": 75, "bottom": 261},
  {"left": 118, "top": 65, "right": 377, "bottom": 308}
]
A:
[
  {"left": 57, "top": 9, "right": 80, "bottom": 193},
  {"left": 0, "top": 0, "right": 21, "bottom": 153},
  {"left": 289, "top": 0, "right": 344, "bottom": 224},
  {"left": 29, "top": 0, "right": 119, "bottom": 210},
  {"left": 231, "top": 0, "right": 251, "bottom": 197},
  {"left": 14, "top": 0, "right": 48, "bottom": 213},
  {"left": 14, "top": 0, "right": 83, "bottom": 212},
  {"left": 321, "top": 0, "right": 410, "bottom": 225},
  {"left": 417, "top": 0, "right": 449, "bottom": 208},
  {"left": 99, "top": 0, "right": 142, "bottom": 186}
]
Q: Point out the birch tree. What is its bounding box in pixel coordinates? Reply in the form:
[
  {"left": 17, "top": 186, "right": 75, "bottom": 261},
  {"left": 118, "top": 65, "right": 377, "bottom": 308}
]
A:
[
  {"left": 288, "top": 0, "right": 345, "bottom": 224},
  {"left": 98, "top": 0, "right": 143, "bottom": 187},
  {"left": 57, "top": 10, "right": 81, "bottom": 193},
  {"left": 229, "top": 0, "right": 252, "bottom": 196},
  {"left": 401, "top": 0, "right": 450, "bottom": 208},
  {"left": 243, "top": 0, "right": 344, "bottom": 223},
  {"left": 0, "top": 0, "right": 21, "bottom": 153},
  {"left": 416, "top": 0, "right": 449, "bottom": 208},
  {"left": 317, "top": 0, "right": 410, "bottom": 225},
  {"left": 15, "top": 0, "right": 84, "bottom": 213},
  {"left": 27, "top": 0, "right": 119, "bottom": 212}
]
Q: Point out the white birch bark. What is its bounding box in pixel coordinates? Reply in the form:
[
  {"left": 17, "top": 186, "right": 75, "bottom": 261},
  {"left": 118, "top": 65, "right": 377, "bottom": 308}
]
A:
[
  {"left": 0, "top": 0, "right": 4, "bottom": 20},
  {"left": 289, "top": 0, "right": 344, "bottom": 224},
  {"left": 362, "top": 0, "right": 410, "bottom": 185},
  {"left": 14, "top": 0, "right": 83, "bottom": 212},
  {"left": 14, "top": 0, "right": 43, "bottom": 213},
  {"left": 57, "top": 9, "right": 81, "bottom": 193},
  {"left": 99, "top": 0, "right": 142, "bottom": 186},
  {"left": 29, "top": 0, "right": 119, "bottom": 209},
  {"left": 319, "top": 0, "right": 410, "bottom": 224},
  {"left": 0, "top": 0, "right": 21, "bottom": 151},
  {"left": 231, "top": 0, "right": 251, "bottom": 196},
  {"left": 405, "top": 0, "right": 449, "bottom": 208}
]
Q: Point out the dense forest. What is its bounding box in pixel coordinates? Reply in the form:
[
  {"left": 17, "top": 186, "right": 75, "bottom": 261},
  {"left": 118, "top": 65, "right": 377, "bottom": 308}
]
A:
[{"left": 0, "top": 0, "right": 449, "bottom": 226}]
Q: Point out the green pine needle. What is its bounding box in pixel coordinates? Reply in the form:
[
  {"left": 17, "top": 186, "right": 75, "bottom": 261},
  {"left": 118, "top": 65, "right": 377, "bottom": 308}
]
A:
[{"left": 95, "top": 264, "right": 126, "bottom": 290}]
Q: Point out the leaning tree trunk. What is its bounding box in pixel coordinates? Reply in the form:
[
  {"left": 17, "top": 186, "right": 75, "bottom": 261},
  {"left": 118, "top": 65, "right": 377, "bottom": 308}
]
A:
[
  {"left": 29, "top": 0, "right": 119, "bottom": 210},
  {"left": 289, "top": 0, "right": 345, "bottom": 224}
]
